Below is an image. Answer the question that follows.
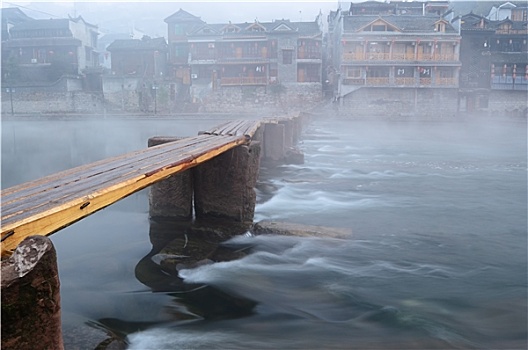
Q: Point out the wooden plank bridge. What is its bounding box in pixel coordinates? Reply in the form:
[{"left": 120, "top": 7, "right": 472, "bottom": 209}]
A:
[{"left": 1, "top": 119, "right": 265, "bottom": 257}]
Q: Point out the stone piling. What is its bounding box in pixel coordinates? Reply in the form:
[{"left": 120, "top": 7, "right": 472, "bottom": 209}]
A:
[
  {"left": 148, "top": 137, "right": 194, "bottom": 219},
  {"left": 1, "top": 236, "right": 63, "bottom": 350},
  {"left": 194, "top": 141, "right": 261, "bottom": 222}
]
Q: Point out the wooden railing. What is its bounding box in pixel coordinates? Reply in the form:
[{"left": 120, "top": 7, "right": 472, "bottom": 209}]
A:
[
  {"left": 366, "top": 77, "right": 390, "bottom": 86},
  {"left": 436, "top": 77, "right": 457, "bottom": 86},
  {"left": 220, "top": 77, "right": 268, "bottom": 86},
  {"left": 343, "top": 52, "right": 457, "bottom": 62},
  {"left": 342, "top": 77, "right": 457, "bottom": 87},
  {"left": 394, "top": 77, "right": 415, "bottom": 86}
]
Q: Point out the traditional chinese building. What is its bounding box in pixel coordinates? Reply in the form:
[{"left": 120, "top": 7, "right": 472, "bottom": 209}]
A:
[
  {"left": 164, "top": 9, "right": 323, "bottom": 95},
  {"left": 107, "top": 36, "right": 168, "bottom": 78},
  {"left": 3, "top": 15, "right": 99, "bottom": 84},
  {"left": 457, "top": 1, "right": 527, "bottom": 113},
  {"left": 329, "top": 2, "right": 461, "bottom": 117}
]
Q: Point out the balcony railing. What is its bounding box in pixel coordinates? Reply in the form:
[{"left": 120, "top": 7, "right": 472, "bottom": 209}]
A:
[
  {"left": 394, "top": 77, "right": 415, "bottom": 86},
  {"left": 436, "top": 77, "right": 457, "bottom": 86},
  {"left": 342, "top": 52, "right": 458, "bottom": 62},
  {"left": 220, "top": 76, "right": 267, "bottom": 86},
  {"left": 342, "top": 76, "right": 457, "bottom": 88},
  {"left": 297, "top": 52, "right": 322, "bottom": 60},
  {"left": 366, "top": 77, "right": 390, "bottom": 85},
  {"left": 419, "top": 78, "right": 432, "bottom": 85}
]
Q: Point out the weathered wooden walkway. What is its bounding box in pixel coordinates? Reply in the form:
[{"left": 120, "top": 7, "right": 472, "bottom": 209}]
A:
[{"left": 1, "top": 120, "right": 262, "bottom": 256}]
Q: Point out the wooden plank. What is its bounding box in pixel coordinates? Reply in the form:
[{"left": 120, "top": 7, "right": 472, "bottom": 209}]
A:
[
  {"left": 203, "top": 120, "right": 261, "bottom": 138},
  {"left": 2, "top": 136, "right": 236, "bottom": 223},
  {"left": 1, "top": 136, "right": 208, "bottom": 201},
  {"left": 1, "top": 136, "right": 219, "bottom": 213},
  {"left": 1, "top": 134, "right": 248, "bottom": 256}
]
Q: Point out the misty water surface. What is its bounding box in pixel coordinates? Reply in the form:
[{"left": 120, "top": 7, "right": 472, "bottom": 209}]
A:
[{"left": 2, "top": 115, "right": 527, "bottom": 349}]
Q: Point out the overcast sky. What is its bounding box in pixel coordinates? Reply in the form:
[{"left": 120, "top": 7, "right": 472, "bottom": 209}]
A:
[
  {"left": 2, "top": 1, "right": 341, "bottom": 36},
  {"left": 2, "top": 0, "right": 481, "bottom": 37},
  {"left": 3, "top": 1, "right": 340, "bottom": 22}
]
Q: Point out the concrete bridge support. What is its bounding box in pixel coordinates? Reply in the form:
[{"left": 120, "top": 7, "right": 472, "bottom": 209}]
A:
[{"left": 1, "top": 236, "right": 63, "bottom": 350}]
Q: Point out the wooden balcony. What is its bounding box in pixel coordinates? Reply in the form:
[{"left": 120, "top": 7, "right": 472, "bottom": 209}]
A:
[
  {"left": 342, "top": 77, "right": 457, "bottom": 88},
  {"left": 391, "top": 52, "right": 414, "bottom": 61},
  {"left": 342, "top": 78, "right": 365, "bottom": 85},
  {"left": 436, "top": 77, "right": 457, "bottom": 86},
  {"left": 342, "top": 52, "right": 363, "bottom": 61},
  {"left": 394, "top": 77, "right": 415, "bottom": 86},
  {"left": 366, "top": 52, "right": 390, "bottom": 61},
  {"left": 366, "top": 77, "right": 389, "bottom": 86},
  {"left": 220, "top": 77, "right": 267, "bottom": 86},
  {"left": 297, "top": 52, "right": 322, "bottom": 60},
  {"left": 419, "top": 78, "right": 432, "bottom": 85},
  {"left": 343, "top": 52, "right": 458, "bottom": 62}
]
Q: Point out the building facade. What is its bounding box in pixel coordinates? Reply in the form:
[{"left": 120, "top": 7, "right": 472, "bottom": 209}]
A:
[
  {"left": 2, "top": 15, "right": 99, "bottom": 85},
  {"left": 107, "top": 36, "right": 168, "bottom": 78},
  {"left": 164, "top": 9, "right": 323, "bottom": 92},
  {"left": 457, "top": 1, "right": 527, "bottom": 112},
  {"left": 328, "top": 2, "right": 461, "bottom": 117}
]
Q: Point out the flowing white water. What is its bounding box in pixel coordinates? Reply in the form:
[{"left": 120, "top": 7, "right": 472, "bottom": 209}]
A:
[
  {"left": 128, "top": 117, "right": 527, "bottom": 349},
  {"left": 2, "top": 116, "right": 526, "bottom": 349}
]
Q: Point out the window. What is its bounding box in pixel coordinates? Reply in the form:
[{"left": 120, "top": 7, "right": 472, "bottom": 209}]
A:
[
  {"left": 346, "top": 68, "right": 361, "bottom": 78},
  {"left": 173, "top": 44, "right": 188, "bottom": 58},
  {"left": 174, "top": 25, "right": 184, "bottom": 35},
  {"left": 282, "top": 49, "right": 293, "bottom": 64}
]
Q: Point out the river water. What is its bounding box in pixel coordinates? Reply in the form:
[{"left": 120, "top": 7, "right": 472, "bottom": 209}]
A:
[{"left": 2, "top": 115, "right": 527, "bottom": 349}]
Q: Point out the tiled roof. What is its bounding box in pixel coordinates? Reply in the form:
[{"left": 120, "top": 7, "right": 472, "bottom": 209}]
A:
[
  {"left": 107, "top": 37, "right": 167, "bottom": 51},
  {"left": 165, "top": 8, "right": 204, "bottom": 24},
  {"left": 450, "top": 1, "right": 528, "bottom": 17},
  {"left": 1, "top": 8, "right": 33, "bottom": 23},
  {"left": 187, "top": 19, "right": 321, "bottom": 37},
  {"left": 344, "top": 15, "right": 458, "bottom": 34},
  {"left": 488, "top": 18, "right": 528, "bottom": 30},
  {"left": 10, "top": 18, "right": 71, "bottom": 31},
  {"left": 461, "top": 13, "right": 527, "bottom": 30}
]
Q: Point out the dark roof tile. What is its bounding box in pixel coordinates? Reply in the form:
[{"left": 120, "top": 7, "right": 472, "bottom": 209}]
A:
[
  {"left": 107, "top": 37, "right": 167, "bottom": 51},
  {"left": 344, "top": 15, "right": 458, "bottom": 33}
]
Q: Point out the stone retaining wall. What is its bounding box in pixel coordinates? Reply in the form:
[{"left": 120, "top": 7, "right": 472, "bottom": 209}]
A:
[
  {"left": 335, "top": 87, "right": 527, "bottom": 119},
  {"left": 1, "top": 82, "right": 323, "bottom": 115},
  {"left": 201, "top": 83, "right": 323, "bottom": 114},
  {"left": 2, "top": 84, "right": 525, "bottom": 118},
  {"left": 337, "top": 87, "right": 460, "bottom": 118},
  {"left": 488, "top": 90, "right": 528, "bottom": 117},
  {"left": 1, "top": 91, "right": 104, "bottom": 115}
]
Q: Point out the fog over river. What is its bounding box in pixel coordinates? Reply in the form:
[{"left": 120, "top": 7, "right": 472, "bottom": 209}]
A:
[{"left": 2, "top": 114, "right": 526, "bottom": 349}]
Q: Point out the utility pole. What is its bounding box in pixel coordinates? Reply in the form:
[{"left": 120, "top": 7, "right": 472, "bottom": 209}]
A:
[{"left": 7, "top": 87, "right": 14, "bottom": 116}]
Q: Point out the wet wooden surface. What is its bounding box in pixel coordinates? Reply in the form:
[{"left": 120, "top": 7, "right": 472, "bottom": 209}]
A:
[{"left": 1, "top": 119, "right": 262, "bottom": 256}]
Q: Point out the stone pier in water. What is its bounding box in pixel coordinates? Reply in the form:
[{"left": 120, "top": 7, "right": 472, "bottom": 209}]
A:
[{"left": 148, "top": 114, "right": 306, "bottom": 221}]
